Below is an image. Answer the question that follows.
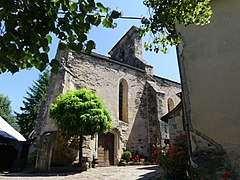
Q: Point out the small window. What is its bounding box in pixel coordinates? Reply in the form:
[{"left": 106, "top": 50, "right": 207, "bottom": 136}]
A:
[
  {"left": 167, "top": 98, "right": 174, "bottom": 112},
  {"left": 119, "top": 79, "right": 128, "bottom": 122}
]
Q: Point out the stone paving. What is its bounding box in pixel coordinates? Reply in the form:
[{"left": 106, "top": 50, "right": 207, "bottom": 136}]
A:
[{"left": 0, "top": 165, "right": 165, "bottom": 180}]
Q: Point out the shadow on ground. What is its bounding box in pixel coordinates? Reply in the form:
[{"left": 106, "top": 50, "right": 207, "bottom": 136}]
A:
[
  {"left": 1, "top": 167, "right": 81, "bottom": 177},
  {"left": 137, "top": 165, "right": 165, "bottom": 180},
  {"left": 1, "top": 172, "right": 78, "bottom": 177}
]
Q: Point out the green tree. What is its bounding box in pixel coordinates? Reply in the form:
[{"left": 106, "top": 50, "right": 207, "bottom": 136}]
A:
[
  {"left": 141, "top": 0, "right": 212, "bottom": 53},
  {"left": 50, "top": 89, "right": 112, "bottom": 164},
  {"left": 0, "top": 93, "right": 19, "bottom": 131},
  {"left": 1, "top": 0, "right": 213, "bottom": 73},
  {"left": 0, "top": 0, "right": 121, "bottom": 73},
  {"left": 15, "top": 71, "right": 49, "bottom": 139}
]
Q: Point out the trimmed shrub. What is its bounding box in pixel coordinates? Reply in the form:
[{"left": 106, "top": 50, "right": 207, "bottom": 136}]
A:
[{"left": 121, "top": 151, "right": 132, "bottom": 162}]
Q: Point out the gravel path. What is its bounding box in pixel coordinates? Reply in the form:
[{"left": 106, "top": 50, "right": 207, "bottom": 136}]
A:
[{"left": 0, "top": 165, "right": 164, "bottom": 180}]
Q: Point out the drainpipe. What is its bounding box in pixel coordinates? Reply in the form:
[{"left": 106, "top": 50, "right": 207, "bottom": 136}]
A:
[{"left": 176, "top": 45, "right": 193, "bottom": 179}]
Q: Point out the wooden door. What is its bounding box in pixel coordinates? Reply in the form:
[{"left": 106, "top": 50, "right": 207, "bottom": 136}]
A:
[{"left": 98, "top": 133, "right": 114, "bottom": 166}]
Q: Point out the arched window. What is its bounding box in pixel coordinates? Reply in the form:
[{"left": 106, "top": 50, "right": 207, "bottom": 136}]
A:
[
  {"left": 119, "top": 79, "right": 128, "bottom": 122},
  {"left": 167, "top": 98, "right": 174, "bottom": 112}
]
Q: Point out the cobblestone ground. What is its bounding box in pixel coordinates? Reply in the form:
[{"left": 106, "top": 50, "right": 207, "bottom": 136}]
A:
[{"left": 0, "top": 165, "right": 165, "bottom": 180}]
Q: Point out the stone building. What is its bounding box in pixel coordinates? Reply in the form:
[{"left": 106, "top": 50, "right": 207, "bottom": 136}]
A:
[
  {"left": 176, "top": 0, "right": 240, "bottom": 178},
  {"left": 161, "top": 93, "right": 184, "bottom": 144},
  {"left": 34, "top": 26, "right": 181, "bottom": 171}
]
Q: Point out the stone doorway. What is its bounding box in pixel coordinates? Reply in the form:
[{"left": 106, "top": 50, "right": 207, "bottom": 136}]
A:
[{"left": 98, "top": 133, "right": 114, "bottom": 166}]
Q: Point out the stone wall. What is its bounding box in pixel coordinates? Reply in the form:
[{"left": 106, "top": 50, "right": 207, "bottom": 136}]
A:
[
  {"left": 34, "top": 50, "right": 77, "bottom": 170},
  {"left": 53, "top": 49, "right": 181, "bottom": 160},
  {"left": 190, "top": 130, "right": 231, "bottom": 179},
  {"left": 168, "top": 111, "right": 183, "bottom": 144},
  {"left": 161, "top": 103, "right": 184, "bottom": 145},
  {"left": 66, "top": 50, "right": 151, "bottom": 157},
  {"left": 51, "top": 133, "right": 78, "bottom": 166},
  {"left": 36, "top": 50, "right": 70, "bottom": 135},
  {"left": 35, "top": 131, "right": 56, "bottom": 171},
  {"left": 35, "top": 26, "right": 181, "bottom": 170},
  {"left": 146, "top": 81, "right": 164, "bottom": 147},
  {"left": 108, "top": 26, "right": 150, "bottom": 71}
]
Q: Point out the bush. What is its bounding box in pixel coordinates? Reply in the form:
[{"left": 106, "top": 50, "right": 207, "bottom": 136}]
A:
[
  {"left": 121, "top": 151, "right": 132, "bottom": 162},
  {"left": 152, "top": 134, "right": 189, "bottom": 179}
]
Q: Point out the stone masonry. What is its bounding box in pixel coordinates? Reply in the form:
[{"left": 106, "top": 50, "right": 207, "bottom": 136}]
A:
[{"left": 34, "top": 26, "right": 181, "bottom": 171}]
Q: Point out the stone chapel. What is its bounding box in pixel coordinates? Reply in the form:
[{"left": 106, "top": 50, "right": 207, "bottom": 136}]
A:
[{"left": 34, "top": 26, "right": 181, "bottom": 171}]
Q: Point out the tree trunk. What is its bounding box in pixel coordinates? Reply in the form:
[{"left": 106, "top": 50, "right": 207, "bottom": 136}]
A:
[{"left": 79, "top": 136, "right": 83, "bottom": 166}]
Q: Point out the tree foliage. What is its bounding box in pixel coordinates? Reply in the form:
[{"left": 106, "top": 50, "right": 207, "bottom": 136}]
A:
[
  {"left": 50, "top": 89, "right": 112, "bottom": 139},
  {"left": 0, "top": 0, "right": 213, "bottom": 73},
  {"left": 15, "top": 71, "right": 49, "bottom": 139},
  {"left": 0, "top": 93, "right": 19, "bottom": 131},
  {"left": 141, "top": 0, "right": 212, "bottom": 53},
  {"left": 0, "top": 0, "right": 121, "bottom": 73}
]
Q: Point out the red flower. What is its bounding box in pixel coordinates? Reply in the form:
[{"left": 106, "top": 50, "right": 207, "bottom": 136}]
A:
[
  {"left": 152, "top": 149, "right": 160, "bottom": 156},
  {"left": 132, "top": 155, "right": 140, "bottom": 162},
  {"left": 176, "top": 136, "right": 181, "bottom": 141},
  {"left": 222, "top": 173, "right": 231, "bottom": 179}
]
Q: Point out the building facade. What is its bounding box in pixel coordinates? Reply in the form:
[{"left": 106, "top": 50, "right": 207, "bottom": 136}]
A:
[
  {"left": 34, "top": 26, "right": 181, "bottom": 171},
  {"left": 176, "top": 0, "right": 240, "bottom": 178}
]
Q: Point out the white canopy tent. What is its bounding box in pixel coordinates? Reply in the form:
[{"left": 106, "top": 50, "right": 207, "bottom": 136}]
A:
[{"left": 0, "top": 116, "right": 26, "bottom": 141}]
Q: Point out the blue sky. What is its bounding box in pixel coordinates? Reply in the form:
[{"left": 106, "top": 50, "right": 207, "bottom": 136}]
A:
[{"left": 0, "top": 0, "right": 180, "bottom": 113}]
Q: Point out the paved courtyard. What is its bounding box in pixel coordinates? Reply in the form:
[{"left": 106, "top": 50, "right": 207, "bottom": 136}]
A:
[{"left": 0, "top": 165, "right": 164, "bottom": 180}]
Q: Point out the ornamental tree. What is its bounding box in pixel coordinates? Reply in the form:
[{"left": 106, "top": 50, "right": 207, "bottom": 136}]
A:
[
  {"left": 0, "top": 0, "right": 121, "bottom": 73},
  {"left": 50, "top": 88, "right": 112, "bottom": 164},
  {"left": 141, "top": 0, "right": 212, "bottom": 53}
]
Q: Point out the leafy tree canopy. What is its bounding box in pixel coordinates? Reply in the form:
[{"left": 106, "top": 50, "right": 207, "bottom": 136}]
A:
[
  {"left": 0, "top": 93, "right": 20, "bottom": 131},
  {"left": 50, "top": 89, "right": 112, "bottom": 139},
  {"left": 141, "top": 0, "right": 212, "bottom": 53},
  {"left": 15, "top": 71, "right": 49, "bottom": 139},
  {"left": 1, "top": 0, "right": 213, "bottom": 73},
  {"left": 0, "top": 0, "right": 121, "bottom": 73}
]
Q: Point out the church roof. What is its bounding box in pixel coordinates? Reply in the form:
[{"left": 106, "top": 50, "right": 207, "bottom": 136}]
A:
[
  {"left": 147, "top": 81, "right": 165, "bottom": 94},
  {"left": 80, "top": 51, "right": 147, "bottom": 73}
]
